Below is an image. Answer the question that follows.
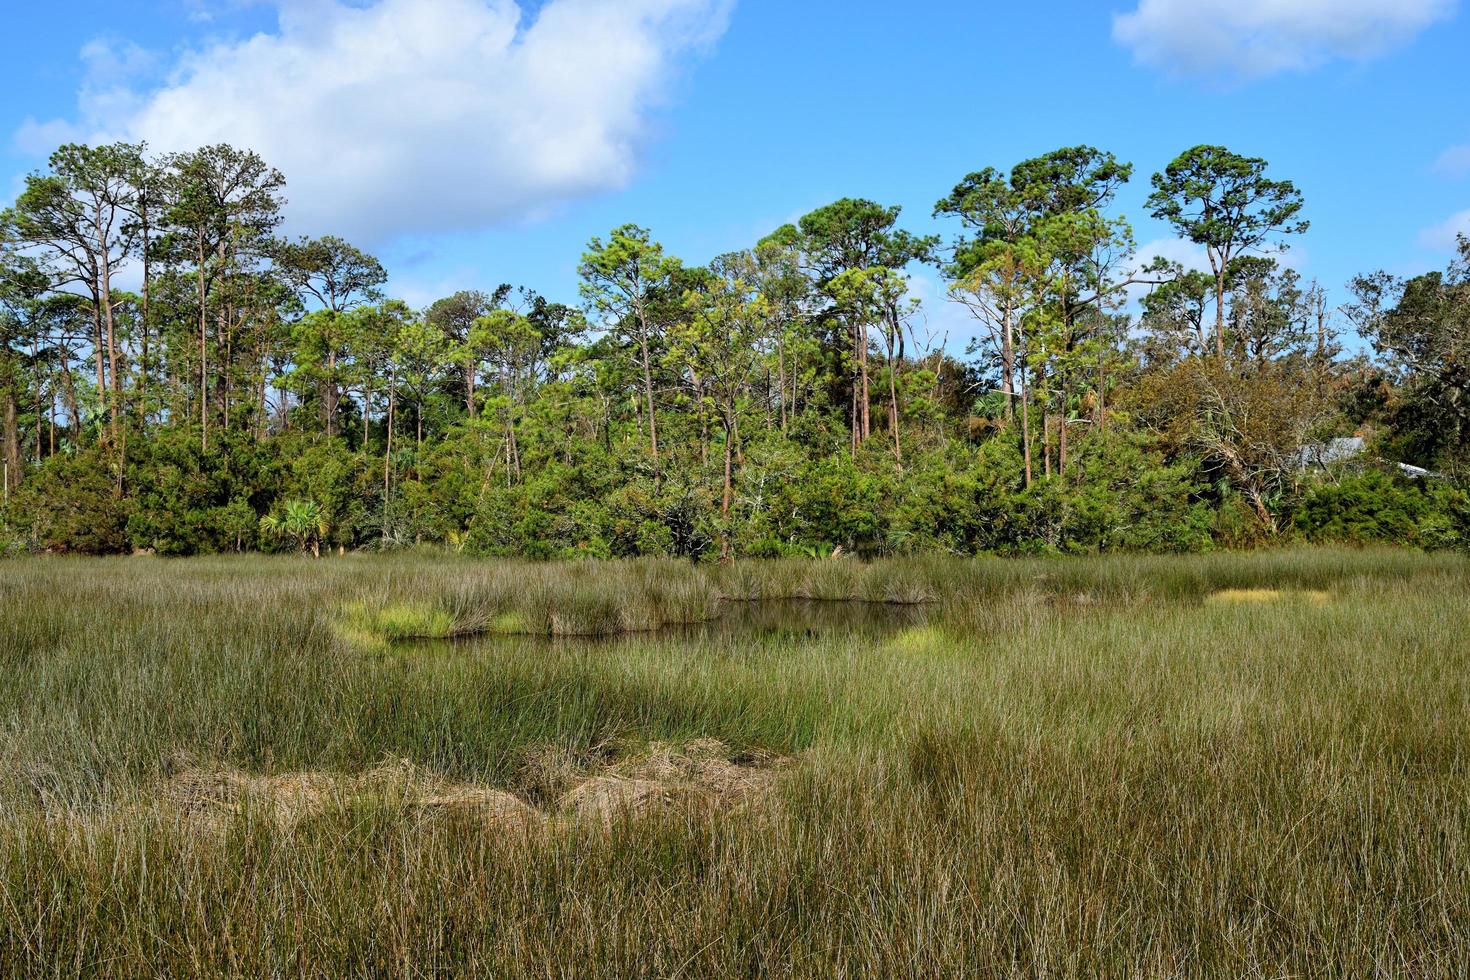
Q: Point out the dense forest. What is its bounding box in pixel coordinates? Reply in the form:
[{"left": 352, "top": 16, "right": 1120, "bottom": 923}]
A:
[{"left": 0, "top": 141, "right": 1466, "bottom": 559}]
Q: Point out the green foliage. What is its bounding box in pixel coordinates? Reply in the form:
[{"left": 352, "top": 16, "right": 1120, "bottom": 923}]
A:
[
  {"left": 1147, "top": 145, "right": 1308, "bottom": 252},
  {"left": 1035, "top": 430, "right": 1215, "bottom": 553},
  {"left": 260, "top": 499, "right": 330, "bottom": 556},
  {"left": 1293, "top": 471, "right": 1468, "bottom": 549},
  {"left": 1350, "top": 238, "right": 1470, "bottom": 475},
  {"left": 11, "top": 449, "right": 129, "bottom": 554},
  {"left": 126, "top": 429, "right": 276, "bottom": 555},
  {"left": 2, "top": 138, "right": 1467, "bottom": 562}
]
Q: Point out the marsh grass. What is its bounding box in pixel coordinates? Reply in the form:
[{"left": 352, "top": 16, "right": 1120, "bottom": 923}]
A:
[
  {"left": 334, "top": 598, "right": 459, "bottom": 648},
  {"left": 330, "top": 548, "right": 1461, "bottom": 646},
  {"left": 0, "top": 547, "right": 1467, "bottom": 976}
]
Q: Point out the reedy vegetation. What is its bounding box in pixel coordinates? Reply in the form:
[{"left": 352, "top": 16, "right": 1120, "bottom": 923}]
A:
[
  {"left": 1, "top": 142, "right": 1467, "bottom": 559},
  {"left": 0, "top": 549, "right": 1467, "bottom": 975}
]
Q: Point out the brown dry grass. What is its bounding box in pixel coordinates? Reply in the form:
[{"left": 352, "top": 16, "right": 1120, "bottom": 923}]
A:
[{"left": 155, "top": 739, "right": 790, "bottom": 835}]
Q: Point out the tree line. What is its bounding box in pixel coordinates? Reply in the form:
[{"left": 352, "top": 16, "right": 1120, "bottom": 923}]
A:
[{"left": 1, "top": 140, "right": 1466, "bottom": 557}]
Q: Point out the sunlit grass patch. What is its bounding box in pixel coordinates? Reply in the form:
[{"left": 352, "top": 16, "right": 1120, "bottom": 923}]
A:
[
  {"left": 1205, "top": 587, "right": 1333, "bottom": 605},
  {"left": 487, "top": 610, "right": 532, "bottom": 634},
  {"left": 334, "top": 599, "right": 458, "bottom": 648},
  {"left": 882, "top": 625, "right": 948, "bottom": 656}
]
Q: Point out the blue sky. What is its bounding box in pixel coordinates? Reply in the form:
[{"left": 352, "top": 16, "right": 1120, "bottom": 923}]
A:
[{"left": 3, "top": 0, "right": 1467, "bottom": 344}]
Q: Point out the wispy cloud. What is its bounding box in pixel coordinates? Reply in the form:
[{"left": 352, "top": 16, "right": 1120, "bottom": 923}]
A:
[
  {"left": 1113, "top": 0, "right": 1457, "bottom": 80},
  {"left": 1419, "top": 208, "right": 1470, "bottom": 250},
  {"left": 1431, "top": 144, "right": 1470, "bottom": 178}
]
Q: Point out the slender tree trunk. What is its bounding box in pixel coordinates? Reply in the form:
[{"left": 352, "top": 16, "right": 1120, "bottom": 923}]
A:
[
  {"left": 198, "top": 232, "right": 208, "bottom": 453},
  {"left": 383, "top": 371, "right": 395, "bottom": 544},
  {"left": 91, "top": 305, "right": 105, "bottom": 441},
  {"left": 254, "top": 325, "right": 268, "bottom": 439},
  {"left": 326, "top": 348, "right": 338, "bottom": 439},
  {"left": 1002, "top": 304, "right": 1015, "bottom": 420},
  {"left": 1214, "top": 276, "right": 1227, "bottom": 360},
  {"left": 1058, "top": 404, "right": 1069, "bottom": 475},
  {"left": 138, "top": 213, "right": 151, "bottom": 427},
  {"left": 692, "top": 371, "right": 709, "bottom": 469},
  {"left": 1043, "top": 409, "right": 1053, "bottom": 479},
  {"left": 720, "top": 412, "right": 734, "bottom": 563},
  {"left": 777, "top": 338, "right": 788, "bottom": 436},
  {"left": 859, "top": 321, "right": 871, "bottom": 442},
  {"left": 31, "top": 340, "right": 43, "bottom": 463},
  {"left": 61, "top": 361, "right": 81, "bottom": 438},
  {"left": 506, "top": 404, "right": 522, "bottom": 485},
  {"left": 636, "top": 313, "right": 660, "bottom": 480},
  {"left": 1314, "top": 290, "right": 1329, "bottom": 359},
  {"left": 885, "top": 318, "right": 902, "bottom": 467},
  {"left": 850, "top": 326, "right": 860, "bottom": 456},
  {"left": 98, "top": 227, "right": 120, "bottom": 453},
  {"left": 219, "top": 297, "right": 232, "bottom": 433},
  {"left": 2, "top": 383, "right": 19, "bottom": 496},
  {"left": 1020, "top": 362, "right": 1033, "bottom": 489}
]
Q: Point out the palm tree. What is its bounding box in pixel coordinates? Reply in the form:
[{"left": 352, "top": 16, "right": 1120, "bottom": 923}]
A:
[{"left": 259, "top": 499, "right": 330, "bottom": 558}]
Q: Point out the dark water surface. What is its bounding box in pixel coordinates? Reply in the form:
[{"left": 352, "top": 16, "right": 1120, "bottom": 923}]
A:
[{"left": 413, "top": 599, "right": 936, "bottom": 658}]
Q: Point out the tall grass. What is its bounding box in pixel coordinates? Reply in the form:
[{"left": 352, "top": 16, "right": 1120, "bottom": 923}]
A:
[{"left": 0, "top": 548, "right": 1466, "bottom": 975}]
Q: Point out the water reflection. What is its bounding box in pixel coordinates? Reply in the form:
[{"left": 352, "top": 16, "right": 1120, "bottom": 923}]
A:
[
  {"left": 698, "top": 599, "right": 933, "bottom": 638},
  {"left": 419, "top": 599, "right": 934, "bottom": 656}
]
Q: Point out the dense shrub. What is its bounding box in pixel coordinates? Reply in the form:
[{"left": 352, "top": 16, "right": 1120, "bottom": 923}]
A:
[
  {"left": 12, "top": 449, "right": 130, "bottom": 554},
  {"left": 1293, "top": 470, "right": 1468, "bottom": 548}
]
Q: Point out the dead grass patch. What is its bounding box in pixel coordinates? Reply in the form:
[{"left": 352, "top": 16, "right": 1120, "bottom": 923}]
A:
[
  {"left": 557, "top": 738, "right": 788, "bottom": 826},
  {"left": 163, "top": 761, "right": 539, "bottom": 832},
  {"left": 156, "top": 739, "right": 789, "bottom": 835}
]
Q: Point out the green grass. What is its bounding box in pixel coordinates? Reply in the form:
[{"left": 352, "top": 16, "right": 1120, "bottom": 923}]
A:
[{"left": 0, "top": 548, "right": 1467, "bottom": 976}]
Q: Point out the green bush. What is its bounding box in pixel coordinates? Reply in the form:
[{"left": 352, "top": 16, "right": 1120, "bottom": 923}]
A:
[
  {"left": 1293, "top": 470, "right": 1467, "bottom": 548},
  {"left": 12, "top": 449, "right": 130, "bottom": 554},
  {"left": 125, "top": 429, "right": 275, "bottom": 555}
]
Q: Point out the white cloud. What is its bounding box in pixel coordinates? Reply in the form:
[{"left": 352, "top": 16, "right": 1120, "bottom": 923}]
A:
[
  {"left": 1124, "top": 236, "right": 1209, "bottom": 305},
  {"left": 1419, "top": 208, "right": 1470, "bottom": 250},
  {"left": 27, "top": 0, "right": 732, "bottom": 243},
  {"left": 1131, "top": 235, "right": 1305, "bottom": 274},
  {"left": 1432, "top": 144, "right": 1470, "bottom": 178},
  {"left": 1135, "top": 236, "right": 1208, "bottom": 272},
  {"left": 1113, "top": 0, "right": 1456, "bottom": 79},
  {"left": 13, "top": 118, "right": 87, "bottom": 157}
]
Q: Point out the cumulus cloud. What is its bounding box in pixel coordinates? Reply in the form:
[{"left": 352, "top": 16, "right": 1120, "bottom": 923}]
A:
[
  {"left": 1112, "top": 0, "right": 1456, "bottom": 79},
  {"left": 27, "top": 0, "right": 732, "bottom": 242},
  {"left": 1419, "top": 208, "right": 1470, "bottom": 250}
]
